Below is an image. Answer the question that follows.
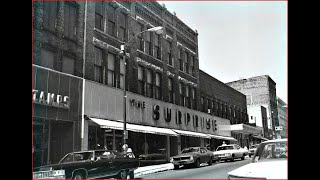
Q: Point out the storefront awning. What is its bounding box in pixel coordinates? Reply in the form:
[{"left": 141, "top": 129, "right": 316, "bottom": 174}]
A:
[
  {"left": 172, "top": 129, "right": 210, "bottom": 138},
  {"left": 89, "top": 117, "right": 178, "bottom": 136},
  {"left": 230, "top": 124, "right": 262, "bottom": 135},
  {"left": 253, "top": 135, "right": 269, "bottom": 141},
  {"left": 207, "top": 134, "right": 237, "bottom": 141}
]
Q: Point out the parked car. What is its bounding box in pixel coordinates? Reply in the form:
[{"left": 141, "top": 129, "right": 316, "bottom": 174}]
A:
[
  {"left": 170, "top": 147, "right": 216, "bottom": 169},
  {"left": 139, "top": 148, "right": 168, "bottom": 166},
  {"left": 228, "top": 138, "right": 287, "bottom": 179},
  {"left": 213, "top": 144, "right": 248, "bottom": 162},
  {"left": 248, "top": 144, "right": 260, "bottom": 157},
  {"left": 33, "top": 150, "right": 139, "bottom": 179}
]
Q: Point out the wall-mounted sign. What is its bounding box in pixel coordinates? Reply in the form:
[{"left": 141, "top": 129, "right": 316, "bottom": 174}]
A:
[
  {"left": 32, "top": 89, "right": 70, "bottom": 109},
  {"left": 130, "top": 99, "right": 145, "bottom": 109}
]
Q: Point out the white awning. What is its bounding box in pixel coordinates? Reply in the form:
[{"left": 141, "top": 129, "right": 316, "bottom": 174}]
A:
[
  {"left": 89, "top": 117, "right": 178, "bottom": 136},
  {"left": 172, "top": 129, "right": 210, "bottom": 138},
  {"left": 207, "top": 134, "right": 237, "bottom": 141}
]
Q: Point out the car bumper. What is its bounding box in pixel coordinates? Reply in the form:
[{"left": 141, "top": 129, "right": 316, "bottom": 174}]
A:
[
  {"left": 33, "top": 170, "right": 66, "bottom": 179},
  {"left": 172, "top": 159, "right": 195, "bottom": 165}
]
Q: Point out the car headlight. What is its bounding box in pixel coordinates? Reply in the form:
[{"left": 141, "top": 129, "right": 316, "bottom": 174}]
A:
[
  {"left": 52, "top": 170, "right": 65, "bottom": 176},
  {"left": 225, "top": 153, "right": 231, "bottom": 156},
  {"left": 190, "top": 156, "right": 194, "bottom": 160},
  {"left": 170, "top": 157, "right": 174, "bottom": 163}
]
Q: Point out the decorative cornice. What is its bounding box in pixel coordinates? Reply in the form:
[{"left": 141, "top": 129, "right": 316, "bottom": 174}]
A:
[
  {"left": 167, "top": 71, "right": 175, "bottom": 77},
  {"left": 177, "top": 41, "right": 196, "bottom": 55},
  {"left": 136, "top": 57, "right": 163, "bottom": 72},
  {"left": 178, "top": 76, "right": 197, "bottom": 87}
]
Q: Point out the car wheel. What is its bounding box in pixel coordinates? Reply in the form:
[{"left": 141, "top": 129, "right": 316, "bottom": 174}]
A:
[
  {"left": 174, "top": 165, "right": 179, "bottom": 170},
  {"left": 249, "top": 154, "right": 251, "bottom": 157},
  {"left": 73, "top": 172, "right": 84, "bottom": 179},
  {"left": 118, "top": 170, "right": 128, "bottom": 179},
  {"left": 241, "top": 154, "right": 245, "bottom": 160},
  {"left": 194, "top": 158, "right": 200, "bottom": 168},
  {"left": 129, "top": 171, "right": 134, "bottom": 179},
  {"left": 230, "top": 154, "right": 235, "bottom": 162},
  {"left": 208, "top": 157, "right": 213, "bottom": 165}
]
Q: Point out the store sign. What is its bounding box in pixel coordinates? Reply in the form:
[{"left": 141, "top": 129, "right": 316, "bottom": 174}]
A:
[
  {"left": 130, "top": 99, "right": 145, "bottom": 109},
  {"left": 32, "top": 89, "right": 70, "bottom": 109}
]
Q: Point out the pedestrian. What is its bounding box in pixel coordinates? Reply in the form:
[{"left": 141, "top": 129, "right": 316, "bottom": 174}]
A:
[
  {"left": 222, "top": 141, "right": 226, "bottom": 145},
  {"left": 122, "top": 144, "right": 135, "bottom": 158}
]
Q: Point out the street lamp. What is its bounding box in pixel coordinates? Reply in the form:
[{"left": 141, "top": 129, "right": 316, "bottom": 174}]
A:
[{"left": 121, "top": 26, "right": 164, "bottom": 145}]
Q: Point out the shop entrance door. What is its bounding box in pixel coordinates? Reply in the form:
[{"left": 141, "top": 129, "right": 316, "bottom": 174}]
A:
[{"left": 104, "top": 129, "right": 123, "bottom": 151}]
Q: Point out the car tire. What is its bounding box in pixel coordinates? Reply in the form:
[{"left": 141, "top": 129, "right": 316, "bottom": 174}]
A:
[
  {"left": 241, "top": 154, "right": 245, "bottom": 160},
  {"left": 129, "top": 171, "right": 134, "bottom": 179},
  {"left": 118, "top": 170, "right": 128, "bottom": 179},
  {"left": 73, "top": 172, "right": 84, "bottom": 179},
  {"left": 230, "top": 154, "right": 235, "bottom": 162},
  {"left": 194, "top": 158, "right": 200, "bottom": 168},
  {"left": 174, "top": 165, "right": 179, "bottom": 170},
  {"left": 249, "top": 154, "right": 251, "bottom": 157},
  {"left": 208, "top": 157, "right": 213, "bottom": 165}
]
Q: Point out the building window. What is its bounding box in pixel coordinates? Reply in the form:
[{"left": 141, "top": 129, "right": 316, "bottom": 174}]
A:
[
  {"left": 95, "top": 2, "right": 103, "bottom": 31},
  {"left": 179, "top": 49, "right": 184, "bottom": 71},
  {"left": 119, "top": 12, "right": 126, "bottom": 42},
  {"left": 64, "top": 3, "right": 77, "bottom": 40},
  {"left": 154, "top": 34, "right": 160, "bottom": 59},
  {"left": 155, "top": 73, "right": 161, "bottom": 100},
  {"left": 191, "top": 88, "right": 196, "bottom": 109},
  {"left": 167, "top": 41, "right": 173, "bottom": 66},
  {"left": 119, "top": 58, "right": 125, "bottom": 89},
  {"left": 146, "top": 69, "right": 153, "bottom": 98},
  {"left": 185, "top": 52, "right": 189, "bottom": 73},
  {"left": 40, "top": 49, "right": 54, "bottom": 69},
  {"left": 145, "top": 31, "right": 152, "bottom": 55},
  {"left": 43, "top": 2, "right": 57, "bottom": 31},
  {"left": 94, "top": 47, "right": 103, "bottom": 83},
  {"left": 107, "top": 5, "right": 116, "bottom": 37},
  {"left": 207, "top": 99, "right": 211, "bottom": 113},
  {"left": 62, "top": 56, "right": 74, "bottom": 75},
  {"left": 186, "top": 86, "right": 190, "bottom": 108},
  {"left": 168, "top": 78, "right": 174, "bottom": 103},
  {"left": 107, "top": 53, "right": 116, "bottom": 87},
  {"left": 137, "top": 23, "right": 144, "bottom": 51},
  {"left": 179, "top": 83, "right": 185, "bottom": 106},
  {"left": 138, "top": 66, "right": 145, "bottom": 95},
  {"left": 201, "top": 97, "right": 205, "bottom": 112},
  {"left": 190, "top": 56, "right": 195, "bottom": 76}
]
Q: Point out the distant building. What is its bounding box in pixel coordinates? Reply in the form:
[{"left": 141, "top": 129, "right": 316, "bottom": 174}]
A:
[
  {"left": 277, "top": 97, "right": 287, "bottom": 138},
  {"left": 247, "top": 105, "right": 269, "bottom": 139},
  {"left": 227, "top": 75, "right": 279, "bottom": 139}
]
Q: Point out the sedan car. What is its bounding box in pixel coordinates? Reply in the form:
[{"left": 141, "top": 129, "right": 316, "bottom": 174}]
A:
[
  {"left": 228, "top": 138, "right": 287, "bottom": 179},
  {"left": 248, "top": 144, "right": 259, "bottom": 157},
  {"left": 33, "top": 150, "right": 139, "bottom": 179},
  {"left": 213, "top": 144, "right": 248, "bottom": 162},
  {"left": 170, "top": 147, "right": 216, "bottom": 169}
]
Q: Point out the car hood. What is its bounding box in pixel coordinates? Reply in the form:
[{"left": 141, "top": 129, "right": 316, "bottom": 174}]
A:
[
  {"left": 33, "top": 161, "right": 86, "bottom": 171},
  {"left": 172, "top": 152, "right": 197, "bottom": 158},
  {"left": 228, "top": 159, "right": 287, "bottom": 179},
  {"left": 213, "top": 150, "right": 235, "bottom": 155}
]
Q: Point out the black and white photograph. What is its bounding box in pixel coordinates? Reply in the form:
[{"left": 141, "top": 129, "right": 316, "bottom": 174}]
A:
[{"left": 32, "top": 0, "right": 287, "bottom": 179}]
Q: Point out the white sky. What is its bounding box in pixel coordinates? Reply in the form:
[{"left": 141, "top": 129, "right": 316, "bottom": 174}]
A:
[{"left": 161, "top": 1, "right": 287, "bottom": 104}]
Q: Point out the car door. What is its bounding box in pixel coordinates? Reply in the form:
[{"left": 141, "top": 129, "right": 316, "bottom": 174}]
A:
[
  {"left": 199, "top": 148, "right": 209, "bottom": 163},
  {"left": 235, "top": 145, "right": 242, "bottom": 158}
]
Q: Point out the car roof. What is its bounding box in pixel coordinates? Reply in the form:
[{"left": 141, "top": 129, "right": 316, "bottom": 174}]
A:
[{"left": 261, "top": 138, "right": 287, "bottom": 144}]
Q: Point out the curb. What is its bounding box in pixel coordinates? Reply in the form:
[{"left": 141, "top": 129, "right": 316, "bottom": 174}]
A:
[{"left": 134, "top": 163, "right": 174, "bottom": 177}]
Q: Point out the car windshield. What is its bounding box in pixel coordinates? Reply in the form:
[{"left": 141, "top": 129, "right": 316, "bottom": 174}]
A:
[
  {"left": 181, "top": 147, "right": 199, "bottom": 153},
  {"left": 59, "top": 152, "right": 93, "bottom": 163},
  {"left": 250, "top": 144, "right": 259, "bottom": 149},
  {"left": 254, "top": 141, "right": 287, "bottom": 162},
  {"left": 216, "top": 145, "right": 234, "bottom": 151}
]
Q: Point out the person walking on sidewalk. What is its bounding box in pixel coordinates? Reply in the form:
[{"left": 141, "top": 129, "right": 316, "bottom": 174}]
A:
[{"left": 122, "top": 144, "right": 135, "bottom": 158}]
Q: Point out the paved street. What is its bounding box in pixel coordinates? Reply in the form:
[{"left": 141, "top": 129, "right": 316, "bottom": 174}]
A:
[{"left": 140, "top": 157, "right": 252, "bottom": 178}]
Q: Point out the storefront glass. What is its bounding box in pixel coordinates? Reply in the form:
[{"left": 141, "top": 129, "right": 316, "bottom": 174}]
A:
[{"left": 181, "top": 136, "right": 201, "bottom": 150}]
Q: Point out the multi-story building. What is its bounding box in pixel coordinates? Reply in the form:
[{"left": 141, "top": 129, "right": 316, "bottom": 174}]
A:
[
  {"left": 199, "top": 70, "right": 262, "bottom": 149},
  {"left": 277, "top": 97, "right": 287, "bottom": 138},
  {"left": 227, "top": 75, "right": 279, "bottom": 139},
  {"left": 33, "top": 1, "right": 261, "bottom": 167}
]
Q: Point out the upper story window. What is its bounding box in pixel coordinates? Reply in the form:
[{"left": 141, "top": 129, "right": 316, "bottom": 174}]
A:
[
  {"left": 137, "top": 23, "right": 144, "bottom": 51},
  {"left": 95, "top": 2, "right": 103, "bottom": 31},
  {"left": 191, "top": 88, "right": 196, "bottom": 109},
  {"left": 107, "top": 5, "right": 116, "bottom": 37},
  {"left": 119, "top": 58, "right": 125, "bottom": 89},
  {"left": 107, "top": 53, "right": 116, "bottom": 87},
  {"left": 190, "top": 56, "right": 195, "bottom": 76},
  {"left": 145, "top": 31, "right": 152, "bottom": 55},
  {"left": 155, "top": 73, "right": 161, "bottom": 100},
  {"left": 185, "top": 52, "right": 189, "bottom": 73},
  {"left": 146, "top": 69, "right": 153, "bottom": 98},
  {"left": 62, "top": 56, "right": 75, "bottom": 75},
  {"left": 179, "top": 49, "right": 184, "bottom": 71},
  {"left": 167, "top": 41, "right": 173, "bottom": 66},
  {"left": 138, "top": 66, "right": 144, "bottom": 95},
  {"left": 40, "top": 48, "right": 54, "bottom": 69},
  {"left": 185, "top": 86, "right": 190, "bottom": 108},
  {"left": 43, "top": 2, "right": 57, "bottom": 31},
  {"left": 168, "top": 77, "right": 174, "bottom": 103},
  {"left": 179, "top": 83, "right": 185, "bottom": 106},
  {"left": 154, "top": 34, "right": 160, "bottom": 59},
  {"left": 119, "top": 12, "right": 127, "bottom": 42},
  {"left": 201, "top": 97, "right": 205, "bottom": 112},
  {"left": 94, "top": 47, "right": 103, "bottom": 83},
  {"left": 64, "top": 3, "right": 77, "bottom": 40}
]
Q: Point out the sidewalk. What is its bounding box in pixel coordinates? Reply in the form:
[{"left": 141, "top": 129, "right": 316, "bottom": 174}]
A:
[{"left": 134, "top": 163, "right": 174, "bottom": 178}]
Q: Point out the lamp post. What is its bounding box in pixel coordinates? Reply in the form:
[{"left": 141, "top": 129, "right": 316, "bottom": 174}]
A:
[{"left": 120, "top": 26, "right": 164, "bottom": 145}]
